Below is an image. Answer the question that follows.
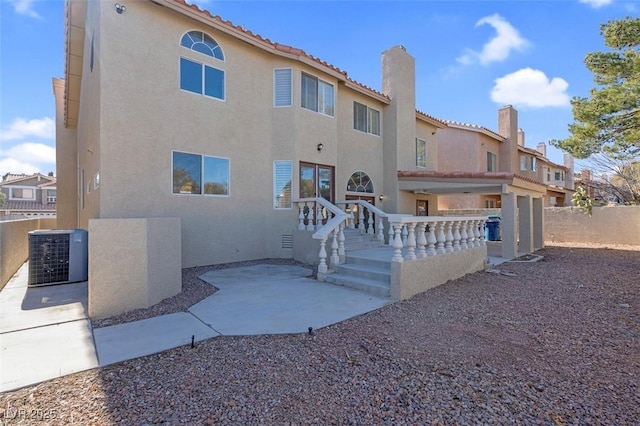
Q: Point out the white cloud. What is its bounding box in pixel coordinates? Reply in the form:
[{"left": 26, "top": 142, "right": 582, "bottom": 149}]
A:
[
  {"left": 0, "top": 117, "right": 55, "bottom": 141},
  {"left": 579, "top": 0, "right": 614, "bottom": 8},
  {"left": 457, "top": 14, "right": 529, "bottom": 66},
  {"left": 0, "top": 157, "right": 41, "bottom": 175},
  {"left": 1, "top": 142, "right": 56, "bottom": 164},
  {"left": 491, "top": 68, "right": 571, "bottom": 108},
  {"left": 8, "top": 0, "right": 41, "bottom": 19}
]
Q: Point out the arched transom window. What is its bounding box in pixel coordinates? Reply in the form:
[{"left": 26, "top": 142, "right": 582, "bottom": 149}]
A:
[
  {"left": 179, "top": 30, "right": 225, "bottom": 100},
  {"left": 180, "top": 30, "right": 224, "bottom": 60},
  {"left": 346, "top": 171, "right": 374, "bottom": 193}
]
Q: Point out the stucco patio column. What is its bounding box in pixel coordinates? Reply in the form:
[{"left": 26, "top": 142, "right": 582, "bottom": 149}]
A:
[
  {"left": 533, "top": 197, "right": 544, "bottom": 250},
  {"left": 518, "top": 195, "right": 534, "bottom": 254},
  {"left": 501, "top": 192, "right": 517, "bottom": 259}
]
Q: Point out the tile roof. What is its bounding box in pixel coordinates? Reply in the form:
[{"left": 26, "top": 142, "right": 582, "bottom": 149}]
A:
[
  {"left": 441, "top": 120, "right": 504, "bottom": 141},
  {"left": 0, "top": 173, "right": 56, "bottom": 186},
  {"left": 164, "top": 0, "right": 453, "bottom": 119},
  {"left": 1, "top": 201, "right": 56, "bottom": 211},
  {"left": 397, "top": 170, "right": 547, "bottom": 188}
]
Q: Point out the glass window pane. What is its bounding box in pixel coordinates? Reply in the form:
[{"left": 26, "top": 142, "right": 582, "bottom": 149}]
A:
[
  {"left": 173, "top": 151, "right": 202, "bottom": 194},
  {"left": 319, "top": 80, "right": 334, "bottom": 116},
  {"left": 416, "top": 139, "right": 426, "bottom": 168},
  {"left": 192, "top": 42, "right": 212, "bottom": 57},
  {"left": 180, "top": 32, "right": 194, "bottom": 48},
  {"left": 204, "top": 66, "right": 225, "bottom": 99},
  {"left": 301, "top": 73, "right": 318, "bottom": 112},
  {"left": 203, "top": 33, "right": 224, "bottom": 60},
  {"left": 180, "top": 58, "right": 202, "bottom": 94},
  {"left": 203, "top": 156, "right": 229, "bottom": 195},
  {"left": 354, "top": 102, "right": 367, "bottom": 132},
  {"left": 274, "top": 161, "right": 292, "bottom": 208},
  {"left": 369, "top": 108, "right": 380, "bottom": 135},
  {"left": 318, "top": 166, "right": 333, "bottom": 201},
  {"left": 300, "top": 164, "right": 315, "bottom": 198}
]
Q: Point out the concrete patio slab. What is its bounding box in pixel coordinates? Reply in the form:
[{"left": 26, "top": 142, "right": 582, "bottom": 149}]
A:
[
  {"left": 93, "top": 312, "right": 220, "bottom": 366},
  {"left": 0, "top": 319, "right": 98, "bottom": 392},
  {"left": 0, "top": 263, "right": 88, "bottom": 334},
  {"left": 192, "top": 265, "right": 392, "bottom": 335}
]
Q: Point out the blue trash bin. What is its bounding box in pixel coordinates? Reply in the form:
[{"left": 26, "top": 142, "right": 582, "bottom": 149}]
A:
[{"left": 485, "top": 216, "right": 501, "bottom": 241}]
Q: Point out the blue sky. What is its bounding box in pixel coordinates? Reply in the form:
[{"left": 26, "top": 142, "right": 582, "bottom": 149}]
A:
[{"left": 1, "top": 0, "right": 638, "bottom": 177}]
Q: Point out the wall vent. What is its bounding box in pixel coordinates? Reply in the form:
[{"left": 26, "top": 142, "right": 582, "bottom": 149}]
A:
[{"left": 281, "top": 234, "right": 293, "bottom": 249}]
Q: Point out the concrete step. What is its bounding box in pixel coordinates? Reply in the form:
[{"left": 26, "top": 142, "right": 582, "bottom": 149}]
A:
[
  {"left": 343, "top": 240, "right": 385, "bottom": 251},
  {"left": 344, "top": 253, "right": 392, "bottom": 269},
  {"left": 324, "top": 273, "right": 390, "bottom": 297},
  {"left": 335, "top": 263, "right": 390, "bottom": 283}
]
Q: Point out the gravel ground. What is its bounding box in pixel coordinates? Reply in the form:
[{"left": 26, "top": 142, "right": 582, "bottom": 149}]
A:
[{"left": 1, "top": 246, "right": 638, "bottom": 425}]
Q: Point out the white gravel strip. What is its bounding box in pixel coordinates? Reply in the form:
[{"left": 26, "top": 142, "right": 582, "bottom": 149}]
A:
[{"left": 1, "top": 246, "right": 638, "bottom": 425}]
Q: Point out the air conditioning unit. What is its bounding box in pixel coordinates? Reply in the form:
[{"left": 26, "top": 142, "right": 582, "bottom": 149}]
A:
[{"left": 28, "top": 229, "right": 88, "bottom": 287}]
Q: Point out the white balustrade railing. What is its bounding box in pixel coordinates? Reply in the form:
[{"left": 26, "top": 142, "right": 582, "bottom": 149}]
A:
[
  {"left": 294, "top": 198, "right": 487, "bottom": 274},
  {"left": 386, "top": 215, "right": 487, "bottom": 263},
  {"left": 294, "top": 198, "right": 348, "bottom": 278},
  {"left": 335, "top": 199, "right": 388, "bottom": 243}
]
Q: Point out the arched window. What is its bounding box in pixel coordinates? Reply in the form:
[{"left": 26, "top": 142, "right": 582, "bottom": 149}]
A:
[
  {"left": 180, "top": 31, "right": 224, "bottom": 60},
  {"left": 346, "top": 171, "right": 374, "bottom": 193},
  {"left": 179, "top": 31, "right": 225, "bottom": 100}
]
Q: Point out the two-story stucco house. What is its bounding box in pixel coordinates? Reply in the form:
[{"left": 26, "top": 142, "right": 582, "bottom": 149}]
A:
[
  {"left": 55, "top": 0, "right": 546, "bottom": 318},
  {"left": 55, "top": 0, "right": 449, "bottom": 268},
  {"left": 0, "top": 173, "right": 57, "bottom": 218},
  {"left": 436, "top": 112, "right": 574, "bottom": 210}
]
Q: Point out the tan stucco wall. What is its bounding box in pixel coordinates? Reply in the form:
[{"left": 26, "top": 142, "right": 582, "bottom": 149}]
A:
[
  {"left": 545, "top": 206, "right": 640, "bottom": 246},
  {"left": 390, "top": 245, "right": 487, "bottom": 300},
  {"left": 88, "top": 218, "right": 181, "bottom": 319},
  {"left": 0, "top": 218, "right": 57, "bottom": 289},
  {"left": 53, "top": 78, "right": 79, "bottom": 230},
  {"left": 76, "top": 0, "right": 102, "bottom": 229},
  {"left": 66, "top": 2, "right": 444, "bottom": 269}
]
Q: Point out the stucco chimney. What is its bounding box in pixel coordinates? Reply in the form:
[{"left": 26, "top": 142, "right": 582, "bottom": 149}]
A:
[
  {"left": 517, "top": 129, "right": 525, "bottom": 147},
  {"left": 497, "top": 105, "right": 519, "bottom": 173},
  {"left": 381, "top": 45, "right": 416, "bottom": 214},
  {"left": 537, "top": 142, "right": 547, "bottom": 157},
  {"left": 564, "top": 153, "right": 575, "bottom": 190}
]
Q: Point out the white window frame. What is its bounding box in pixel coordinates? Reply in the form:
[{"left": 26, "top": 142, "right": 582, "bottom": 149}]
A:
[
  {"left": 274, "top": 68, "right": 293, "bottom": 107},
  {"left": 485, "top": 199, "right": 497, "bottom": 208},
  {"left": 520, "top": 155, "right": 528, "bottom": 171},
  {"left": 8, "top": 186, "right": 36, "bottom": 200},
  {"left": 416, "top": 138, "right": 427, "bottom": 168},
  {"left": 301, "top": 72, "right": 334, "bottom": 117},
  {"left": 273, "top": 160, "right": 293, "bottom": 209},
  {"left": 172, "top": 150, "right": 231, "bottom": 197},
  {"left": 179, "top": 56, "right": 226, "bottom": 101},
  {"left": 353, "top": 101, "right": 380, "bottom": 136},
  {"left": 487, "top": 152, "right": 497, "bottom": 172}
]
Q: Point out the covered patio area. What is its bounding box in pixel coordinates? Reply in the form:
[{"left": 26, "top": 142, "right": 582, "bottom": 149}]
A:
[{"left": 397, "top": 171, "right": 547, "bottom": 259}]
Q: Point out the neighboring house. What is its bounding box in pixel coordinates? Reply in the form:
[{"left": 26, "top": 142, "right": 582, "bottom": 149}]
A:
[
  {"left": 0, "top": 173, "right": 57, "bottom": 218},
  {"left": 436, "top": 116, "right": 574, "bottom": 210},
  {"left": 55, "top": 0, "right": 544, "bottom": 274}
]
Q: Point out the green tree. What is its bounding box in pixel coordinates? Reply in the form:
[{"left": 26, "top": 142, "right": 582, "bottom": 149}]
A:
[
  {"left": 572, "top": 186, "right": 594, "bottom": 216},
  {"left": 551, "top": 17, "right": 640, "bottom": 158},
  {"left": 0, "top": 191, "right": 5, "bottom": 208}
]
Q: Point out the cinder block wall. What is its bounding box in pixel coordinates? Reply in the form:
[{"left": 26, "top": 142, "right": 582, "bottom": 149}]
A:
[
  {"left": 0, "top": 217, "right": 58, "bottom": 289},
  {"left": 545, "top": 206, "right": 640, "bottom": 246}
]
